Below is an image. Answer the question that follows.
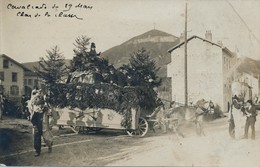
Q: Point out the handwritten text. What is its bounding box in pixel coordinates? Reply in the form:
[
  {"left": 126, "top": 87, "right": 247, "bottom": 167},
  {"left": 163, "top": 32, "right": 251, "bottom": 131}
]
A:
[{"left": 7, "top": 3, "right": 93, "bottom": 20}]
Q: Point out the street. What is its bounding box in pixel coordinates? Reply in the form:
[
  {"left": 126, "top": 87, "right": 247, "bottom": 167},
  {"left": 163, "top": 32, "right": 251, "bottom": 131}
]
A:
[{"left": 1, "top": 114, "right": 260, "bottom": 166}]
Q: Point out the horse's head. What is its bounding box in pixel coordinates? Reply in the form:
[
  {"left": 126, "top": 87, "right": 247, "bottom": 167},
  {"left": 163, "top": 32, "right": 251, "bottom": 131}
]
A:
[{"left": 195, "top": 99, "right": 215, "bottom": 114}]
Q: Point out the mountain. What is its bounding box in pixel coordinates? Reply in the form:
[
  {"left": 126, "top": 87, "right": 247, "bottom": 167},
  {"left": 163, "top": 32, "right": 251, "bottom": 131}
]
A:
[
  {"left": 237, "top": 57, "right": 260, "bottom": 77},
  {"left": 101, "top": 29, "right": 179, "bottom": 77},
  {"left": 23, "top": 59, "right": 71, "bottom": 71}
]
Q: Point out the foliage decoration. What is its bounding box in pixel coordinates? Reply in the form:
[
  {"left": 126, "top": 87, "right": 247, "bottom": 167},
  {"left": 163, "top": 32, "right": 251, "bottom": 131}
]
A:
[{"left": 40, "top": 37, "right": 162, "bottom": 128}]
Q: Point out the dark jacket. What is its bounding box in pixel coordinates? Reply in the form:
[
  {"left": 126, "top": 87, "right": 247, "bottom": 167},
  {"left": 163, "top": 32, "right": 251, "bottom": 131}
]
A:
[{"left": 246, "top": 106, "right": 257, "bottom": 122}]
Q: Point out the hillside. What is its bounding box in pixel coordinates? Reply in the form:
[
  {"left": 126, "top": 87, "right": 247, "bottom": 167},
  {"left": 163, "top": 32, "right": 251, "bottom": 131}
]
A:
[
  {"left": 237, "top": 57, "right": 260, "bottom": 77},
  {"left": 101, "top": 29, "right": 179, "bottom": 77},
  {"left": 23, "top": 59, "right": 71, "bottom": 72}
]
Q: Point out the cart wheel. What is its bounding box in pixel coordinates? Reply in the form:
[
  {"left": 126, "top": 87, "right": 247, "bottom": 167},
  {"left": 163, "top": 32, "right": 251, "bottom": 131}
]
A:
[
  {"left": 71, "top": 126, "right": 81, "bottom": 133},
  {"left": 127, "top": 117, "right": 148, "bottom": 137},
  {"left": 153, "top": 121, "right": 167, "bottom": 134},
  {"left": 58, "top": 125, "right": 65, "bottom": 130}
]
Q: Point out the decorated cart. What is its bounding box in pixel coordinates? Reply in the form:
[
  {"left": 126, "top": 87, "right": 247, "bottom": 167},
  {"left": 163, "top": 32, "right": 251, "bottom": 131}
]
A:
[
  {"left": 31, "top": 43, "right": 161, "bottom": 137},
  {"left": 50, "top": 70, "right": 155, "bottom": 137}
]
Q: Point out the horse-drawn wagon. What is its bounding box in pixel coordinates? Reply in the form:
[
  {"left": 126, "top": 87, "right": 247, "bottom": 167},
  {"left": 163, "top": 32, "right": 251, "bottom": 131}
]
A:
[
  {"left": 55, "top": 106, "right": 149, "bottom": 137},
  {"left": 46, "top": 69, "right": 157, "bottom": 137},
  {"left": 28, "top": 65, "right": 216, "bottom": 138}
]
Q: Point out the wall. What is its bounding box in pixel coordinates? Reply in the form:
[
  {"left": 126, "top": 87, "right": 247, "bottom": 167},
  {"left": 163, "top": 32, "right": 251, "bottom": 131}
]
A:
[
  {"left": 222, "top": 51, "right": 234, "bottom": 112},
  {"left": 24, "top": 76, "right": 39, "bottom": 89},
  {"left": 231, "top": 81, "right": 251, "bottom": 101},
  {"left": 0, "top": 56, "right": 24, "bottom": 97},
  {"left": 239, "top": 73, "right": 259, "bottom": 99},
  {"left": 167, "top": 37, "right": 225, "bottom": 110}
]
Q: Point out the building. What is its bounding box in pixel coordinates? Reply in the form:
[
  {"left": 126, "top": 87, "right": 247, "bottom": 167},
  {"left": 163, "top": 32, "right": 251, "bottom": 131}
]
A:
[
  {"left": 233, "top": 72, "right": 259, "bottom": 100},
  {"left": 0, "top": 54, "right": 39, "bottom": 100},
  {"left": 167, "top": 31, "right": 238, "bottom": 112},
  {"left": 24, "top": 69, "right": 41, "bottom": 97},
  {"left": 231, "top": 81, "right": 252, "bottom": 102}
]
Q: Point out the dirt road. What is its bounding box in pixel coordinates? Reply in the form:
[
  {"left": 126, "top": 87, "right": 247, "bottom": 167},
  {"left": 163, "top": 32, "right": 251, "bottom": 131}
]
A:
[
  {"left": 107, "top": 116, "right": 260, "bottom": 166},
  {"left": 1, "top": 115, "right": 260, "bottom": 166}
]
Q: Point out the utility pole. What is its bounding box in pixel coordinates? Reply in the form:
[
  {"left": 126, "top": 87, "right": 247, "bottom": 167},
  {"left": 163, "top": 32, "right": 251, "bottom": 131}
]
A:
[{"left": 184, "top": 2, "right": 188, "bottom": 106}]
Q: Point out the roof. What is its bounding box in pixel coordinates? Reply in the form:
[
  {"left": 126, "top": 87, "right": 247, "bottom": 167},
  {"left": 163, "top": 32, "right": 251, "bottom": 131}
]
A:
[
  {"left": 167, "top": 35, "right": 234, "bottom": 57},
  {"left": 0, "top": 54, "right": 34, "bottom": 72}
]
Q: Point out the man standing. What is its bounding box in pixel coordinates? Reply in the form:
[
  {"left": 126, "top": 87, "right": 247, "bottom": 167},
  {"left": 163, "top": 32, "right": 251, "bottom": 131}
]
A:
[
  {"left": 31, "top": 95, "right": 44, "bottom": 157},
  {"left": 243, "top": 100, "right": 257, "bottom": 140}
]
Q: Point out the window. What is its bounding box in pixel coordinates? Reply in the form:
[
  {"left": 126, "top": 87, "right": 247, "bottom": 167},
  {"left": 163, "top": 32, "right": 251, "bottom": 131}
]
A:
[
  {"left": 24, "top": 79, "right": 27, "bottom": 85},
  {"left": 3, "top": 60, "right": 9, "bottom": 68},
  {"left": 12, "top": 72, "right": 17, "bottom": 82},
  {"left": 10, "top": 85, "right": 19, "bottom": 95},
  {"left": 0, "top": 72, "right": 4, "bottom": 82},
  {"left": 28, "top": 79, "right": 32, "bottom": 85}
]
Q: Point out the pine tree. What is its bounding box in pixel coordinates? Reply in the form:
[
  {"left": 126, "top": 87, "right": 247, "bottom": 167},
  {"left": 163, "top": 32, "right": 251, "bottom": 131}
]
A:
[
  {"left": 37, "top": 46, "right": 67, "bottom": 84},
  {"left": 127, "top": 48, "right": 161, "bottom": 88},
  {"left": 35, "top": 46, "right": 68, "bottom": 107},
  {"left": 124, "top": 48, "right": 162, "bottom": 112}
]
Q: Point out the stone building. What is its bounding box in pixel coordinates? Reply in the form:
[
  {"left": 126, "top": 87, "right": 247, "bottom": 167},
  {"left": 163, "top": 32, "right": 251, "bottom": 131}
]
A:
[
  {"left": 0, "top": 54, "right": 39, "bottom": 99},
  {"left": 233, "top": 72, "right": 259, "bottom": 100},
  {"left": 167, "top": 31, "right": 238, "bottom": 112}
]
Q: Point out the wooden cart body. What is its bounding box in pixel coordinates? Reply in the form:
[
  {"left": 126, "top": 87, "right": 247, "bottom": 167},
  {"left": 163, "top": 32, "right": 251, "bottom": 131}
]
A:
[
  {"left": 56, "top": 107, "right": 138, "bottom": 129},
  {"left": 54, "top": 107, "right": 148, "bottom": 137}
]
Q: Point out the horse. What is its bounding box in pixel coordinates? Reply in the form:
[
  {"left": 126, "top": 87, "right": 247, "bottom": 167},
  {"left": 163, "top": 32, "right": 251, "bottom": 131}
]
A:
[{"left": 166, "top": 99, "right": 215, "bottom": 137}]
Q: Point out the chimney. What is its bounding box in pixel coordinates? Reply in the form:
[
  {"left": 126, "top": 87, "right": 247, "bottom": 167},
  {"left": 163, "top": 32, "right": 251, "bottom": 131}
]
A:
[
  {"left": 179, "top": 33, "right": 185, "bottom": 43},
  {"left": 205, "top": 30, "right": 212, "bottom": 41}
]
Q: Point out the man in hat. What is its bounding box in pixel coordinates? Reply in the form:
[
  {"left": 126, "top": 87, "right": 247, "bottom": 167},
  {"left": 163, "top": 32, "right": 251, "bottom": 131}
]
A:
[{"left": 243, "top": 100, "right": 257, "bottom": 140}]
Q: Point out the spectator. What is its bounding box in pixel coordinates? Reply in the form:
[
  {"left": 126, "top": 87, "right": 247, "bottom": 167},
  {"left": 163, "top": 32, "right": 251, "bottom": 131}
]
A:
[{"left": 243, "top": 100, "right": 257, "bottom": 140}]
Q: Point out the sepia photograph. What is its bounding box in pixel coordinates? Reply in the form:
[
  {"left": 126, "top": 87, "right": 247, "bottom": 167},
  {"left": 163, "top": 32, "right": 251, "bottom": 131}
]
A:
[{"left": 0, "top": 0, "right": 260, "bottom": 166}]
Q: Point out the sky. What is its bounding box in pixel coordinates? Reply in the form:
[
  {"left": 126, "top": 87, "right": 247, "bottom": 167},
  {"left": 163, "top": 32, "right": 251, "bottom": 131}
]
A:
[{"left": 1, "top": 0, "right": 260, "bottom": 63}]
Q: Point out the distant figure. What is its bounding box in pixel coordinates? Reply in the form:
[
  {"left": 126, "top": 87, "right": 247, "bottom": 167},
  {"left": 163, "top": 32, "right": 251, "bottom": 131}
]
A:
[
  {"left": 208, "top": 100, "right": 215, "bottom": 114},
  {"left": 243, "top": 100, "right": 257, "bottom": 140},
  {"left": 254, "top": 95, "right": 258, "bottom": 104}
]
